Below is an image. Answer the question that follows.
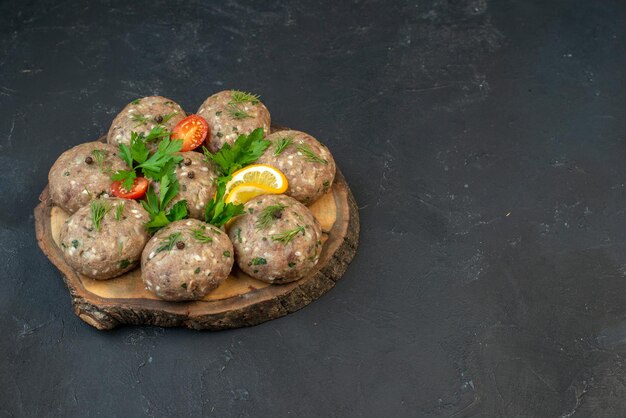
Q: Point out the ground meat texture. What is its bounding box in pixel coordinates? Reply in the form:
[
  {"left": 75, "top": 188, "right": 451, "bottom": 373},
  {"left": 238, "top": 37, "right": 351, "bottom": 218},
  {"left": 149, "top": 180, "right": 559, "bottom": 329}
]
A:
[
  {"left": 153, "top": 152, "right": 218, "bottom": 220},
  {"left": 59, "top": 198, "right": 150, "bottom": 280},
  {"left": 196, "top": 90, "right": 271, "bottom": 153},
  {"left": 49, "top": 142, "right": 129, "bottom": 214},
  {"left": 228, "top": 194, "right": 323, "bottom": 284},
  {"left": 106, "top": 96, "right": 185, "bottom": 148},
  {"left": 141, "top": 219, "right": 234, "bottom": 301},
  {"left": 256, "top": 130, "right": 336, "bottom": 205}
]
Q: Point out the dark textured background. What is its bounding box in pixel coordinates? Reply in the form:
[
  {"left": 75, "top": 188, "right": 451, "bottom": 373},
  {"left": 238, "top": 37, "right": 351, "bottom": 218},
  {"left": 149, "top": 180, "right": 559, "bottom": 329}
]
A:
[{"left": 2, "top": 0, "right": 626, "bottom": 416}]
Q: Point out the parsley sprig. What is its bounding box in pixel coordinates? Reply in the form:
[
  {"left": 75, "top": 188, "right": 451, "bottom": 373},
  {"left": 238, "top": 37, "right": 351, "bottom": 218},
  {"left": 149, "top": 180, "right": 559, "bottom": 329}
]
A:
[
  {"left": 203, "top": 128, "right": 270, "bottom": 176},
  {"left": 200, "top": 128, "right": 271, "bottom": 228},
  {"left": 141, "top": 169, "right": 188, "bottom": 234},
  {"left": 112, "top": 129, "right": 183, "bottom": 191},
  {"left": 204, "top": 182, "right": 245, "bottom": 228}
]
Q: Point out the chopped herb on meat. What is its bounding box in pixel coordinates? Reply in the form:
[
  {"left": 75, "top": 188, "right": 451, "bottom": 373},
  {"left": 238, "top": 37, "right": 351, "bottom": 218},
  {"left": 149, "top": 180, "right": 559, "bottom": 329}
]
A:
[
  {"left": 191, "top": 228, "right": 213, "bottom": 243},
  {"left": 160, "top": 111, "right": 178, "bottom": 124},
  {"left": 273, "top": 136, "right": 293, "bottom": 156},
  {"left": 227, "top": 103, "right": 252, "bottom": 120},
  {"left": 235, "top": 228, "right": 242, "bottom": 243},
  {"left": 271, "top": 225, "right": 305, "bottom": 244},
  {"left": 91, "top": 149, "right": 109, "bottom": 173},
  {"left": 63, "top": 171, "right": 70, "bottom": 176},
  {"left": 131, "top": 99, "right": 141, "bottom": 105},
  {"left": 194, "top": 267, "right": 201, "bottom": 274},
  {"left": 71, "top": 239, "right": 80, "bottom": 249},
  {"left": 215, "top": 111, "right": 222, "bottom": 116},
  {"left": 130, "top": 113, "right": 151, "bottom": 127},
  {"left": 90, "top": 200, "right": 111, "bottom": 232},
  {"left": 156, "top": 232, "right": 182, "bottom": 253},
  {"left": 114, "top": 202, "right": 125, "bottom": 221},
  {"left": 119, "top": 259, "right": 132, "bottom": 269},
  {"left": 288, "top": 262, "right": 296, "bottom": 268},
  {"left": 256, "top": 204, "right": 286, "bottom": 230},
  {"left": 181, "top": 283, "right": 187, "bottom": 289},
  {"left": 250, "top": 257, "right": 267, "bottom": 266},
  {"left": 223, "top": 251, "right": 230, "bottom": 257},
  {"left": 297, "top": 144, "right": 328, "bottom": 165},
  {"left": 230, "top": 90, "right": 260, "bottom": 105}
]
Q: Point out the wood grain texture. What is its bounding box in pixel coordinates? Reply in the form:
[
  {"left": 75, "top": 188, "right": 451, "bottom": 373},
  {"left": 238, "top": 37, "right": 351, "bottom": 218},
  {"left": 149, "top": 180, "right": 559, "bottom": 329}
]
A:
[{"left": 34, "top": 134, "right": 359, "bottom": 330}]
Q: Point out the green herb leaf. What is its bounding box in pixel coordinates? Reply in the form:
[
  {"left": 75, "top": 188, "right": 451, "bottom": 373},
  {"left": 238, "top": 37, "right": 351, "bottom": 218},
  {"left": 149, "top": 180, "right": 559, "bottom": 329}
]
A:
[
  {"left": 203, "top": 128, "right": 270, "bottom": 176},
  {"left": 271, "top": 225, "right": 305, "bottom": 244},
  {"left": 111, "top": 169, "right": 136, "bottom": 192},
  {"left": 256, "top": 203, "right": 286, "bottom": 230},
  {"left": 91, "top": 149, "right": 108, "bottom": 172},
  {"left": 204, "top": 181, "right": 245, "bottom": 227},
  {"left": 131, "top": 99, "right": 141, "bottom": 105},
  {"left": 71, "top": 239, "right": 80, "bottom": 248},
  {"left": 223, "top": 250, "right": 230, "bottom": 257},
  {"left": 90, "top": 200, "right": 111, "bottom": 232},
  {"left": 119, "top": 259, "right": 132, "bottom": 269},
  {"left": 297, "top": 144, "right": 328, "bottom": 164},
  {"left": 273, "top": 136, "right": 293, "bottom": 156},
  {"left": 167, "top": 200, "right": 188, "bottom": 222},
  {"left": 191, "top": 228, "right": 213, "bottom": 243},
  {"left": 118, "top": 143, "right": 133, "bottom": 167},
  {"left": 156, "top": 232, "right": 182, "bottom": 253},
  {"left": 114, "top": 202, "right": 125, "bottom": 221},
  {"left": 230, "top": 90, "right": 260, "bottom": 105},
  {"left": 131, "top": 113, "right": 151, "bottom": 127},
  {"left": 139, "top": 137, "right": 183, "bottom": 180},
  {"left": 143, "top": 126, "right": 172, "bottom": 143},
  {"left": 227, "top": 103, "right": 252, "bottom": 120},
  {"left": 129, "top": 132, "right": 150, "bottom": 164},
  {"left": 250, "top": 257, "right": 267, "bottom": 265},
  {"left": 160, "top": 111, "right": 179, "bottom": 124}
]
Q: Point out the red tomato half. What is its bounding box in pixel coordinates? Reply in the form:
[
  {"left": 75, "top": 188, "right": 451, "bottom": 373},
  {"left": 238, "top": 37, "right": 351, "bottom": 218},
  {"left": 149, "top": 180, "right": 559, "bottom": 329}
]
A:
[
  {"left": 110, "top": 177, "right": 149, "bottom": 199},
  {"left": 172, "top": 114, "right": 209, "bottom": 152}
]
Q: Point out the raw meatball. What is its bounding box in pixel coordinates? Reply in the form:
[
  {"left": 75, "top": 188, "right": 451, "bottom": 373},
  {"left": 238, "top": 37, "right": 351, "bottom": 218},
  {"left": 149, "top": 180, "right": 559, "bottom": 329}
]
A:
[
  {"left": 141, "top": 219, "right": 234, "bottom": 301},
  {"left": 154, "top": 152, "right": 218, "bottom": 220},
  {"left": 107, "top": 96, "right": 186, "bottom": 147},
  {"left": 257, "top": 130, "right": 336, "bottom": 204},
  {"left": 59, "top": 198, "right": 150, "bottom": 280},
  {"left": 49, "top": 142, "right": 128, "bottom": 214},
  {"left": 197, "top": 90, "right": 271, "bottom": 153},
  {"left": 228, "top": 194, "right": 322, "bottom": 284}
]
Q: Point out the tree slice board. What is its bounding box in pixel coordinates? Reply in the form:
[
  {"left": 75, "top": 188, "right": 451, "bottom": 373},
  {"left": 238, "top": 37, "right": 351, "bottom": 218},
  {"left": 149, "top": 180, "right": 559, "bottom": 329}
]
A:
[{"left": 34, "top": 132, "right": 359, "bottom": 330}]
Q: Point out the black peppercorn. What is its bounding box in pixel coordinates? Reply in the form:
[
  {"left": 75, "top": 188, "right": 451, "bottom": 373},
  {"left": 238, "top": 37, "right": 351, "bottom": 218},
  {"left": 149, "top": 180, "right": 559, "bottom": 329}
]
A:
[
  {"left": 183, "top": 158, "right": 192, "bottom": 166},
  {"left": 85, "top": 156, "right": 93, "bottom": 164},
  {"left": 155, "top": 115, "right": 163, "bottom": 123},
  {"left": 187, "top": 171, "right": 195, "bottom": 179},
  {"left": 176, "top": 241, "right": 185, "bottom": 250}
]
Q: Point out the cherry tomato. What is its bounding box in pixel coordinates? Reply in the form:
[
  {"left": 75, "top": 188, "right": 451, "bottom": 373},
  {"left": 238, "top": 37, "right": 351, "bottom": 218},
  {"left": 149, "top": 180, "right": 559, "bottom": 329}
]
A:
[
  {"left": 110, "top": 177, "right": 149, "bottom": 199},
  {"left": 171, "top": 114, "right": 209, "bottom": 152}
]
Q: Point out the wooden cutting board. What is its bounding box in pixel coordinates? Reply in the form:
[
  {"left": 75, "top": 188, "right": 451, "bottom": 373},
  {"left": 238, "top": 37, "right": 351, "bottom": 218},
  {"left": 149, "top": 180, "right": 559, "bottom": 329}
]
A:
[{"left": 34, "top": 131, "right": 359, "bottom": 330}]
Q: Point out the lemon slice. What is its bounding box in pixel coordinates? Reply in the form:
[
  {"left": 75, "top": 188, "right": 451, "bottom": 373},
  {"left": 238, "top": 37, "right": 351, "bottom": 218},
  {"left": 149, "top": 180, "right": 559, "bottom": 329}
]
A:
[
  {"left": 225, "top": 184, "right": 277, "bottom": 205},
  {"left": 225, "top": 164, "right": 288, "bottom": 196}
]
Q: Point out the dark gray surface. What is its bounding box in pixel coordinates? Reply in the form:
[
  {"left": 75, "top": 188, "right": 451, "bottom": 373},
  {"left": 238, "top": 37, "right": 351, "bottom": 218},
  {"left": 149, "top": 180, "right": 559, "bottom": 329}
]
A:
[{"left": 2, "top": 0, "right": 626, "bottom": 416}]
